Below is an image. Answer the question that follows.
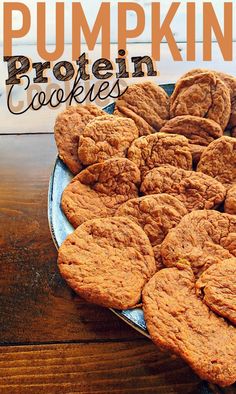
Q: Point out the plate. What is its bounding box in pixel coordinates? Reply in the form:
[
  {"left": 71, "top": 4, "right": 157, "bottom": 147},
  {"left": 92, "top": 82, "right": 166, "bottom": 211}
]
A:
[{"left": 48, "top": 83, "right": 175, "bottom": 337}]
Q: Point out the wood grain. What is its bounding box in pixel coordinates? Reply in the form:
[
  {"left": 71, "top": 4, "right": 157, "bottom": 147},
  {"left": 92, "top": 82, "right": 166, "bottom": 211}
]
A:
[
  {"left": 0, "top": 134, "right": 141, "bottom": 344},
  {"left": 0, "top": 133, "right": 235, "bottom": 393},
  {"left": 0, "top": 341, "right": 203, "bottom": 394}
]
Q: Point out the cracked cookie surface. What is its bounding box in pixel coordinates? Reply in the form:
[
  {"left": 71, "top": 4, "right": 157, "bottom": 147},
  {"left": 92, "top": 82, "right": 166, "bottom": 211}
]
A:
[
  {"left": 114, "top": 82, "right": 169, "bottom": 135},
  {"left": 58, "top": 217, "right": 156, "bottom": 309},
  {"left": 127, "top": 133, "right": 192, "bottom": 177},
  {"left": 116, "top": 194, "right": 187, "bottom": 269},
  {"left": 61, "top": 158, "right": 140, "bottom": 227},
  {"left": 54, "top": 104, "right": 105, "bottom": 174},
  {"left": 197, "top": 136, "right": 236, "bottom": 187},
  {"left": 142, "top": 263, "right": 236, "bottom": 387},
  {"left": 78, "top": 115, "right": 139, "bottom": 166},
  {"left": 170, "top": 72, "right": 231, "bottom": 130},
  {"left": 225, "top": 185, "right": 236, "bottom": 215},
  {"left": 181, "top": 68, "right": 236, "bottom": 130},
  {"left": 196, "top": 258, "right": 236, "bottom": 325},
  {"left": 141, "top": 165, "right": 226, "bottom": 212},
  {"left": 161, "top": 210, "right": 236, "bottom": 277},
  {"left": 160, "top": 115, "right": 223, "bottom": 145}
]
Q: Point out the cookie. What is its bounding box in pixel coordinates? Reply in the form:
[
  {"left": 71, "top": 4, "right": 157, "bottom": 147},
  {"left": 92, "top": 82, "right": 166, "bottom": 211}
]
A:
[
  {"left": 127, "top": 133, "right": 192, "bottom": 178},
  {"left": 225, "top": 184, "right": 236, "bottom": 214},
  {"left": 114, "top": 82, "right": 169, "bottom": 135},
  {"left": 142, "top": 263, "right": 236, "bottom": 387},
  {"left": 160, "top": 115, "right": 223, "bottom": 145},
  {"left": 54, "top": 104, "right": 105, "bottom": 174},
  {"left": 58, "top": 217, "right": 156, "bottom": 309},
  {"left": 181, "top": 68, "right": 236, "bottom": 129},
  {"left": 196, "top": 258, "right": 236, "bottom": 325},
  {"left": 61, "top": 158, "right": 140, "bottom": 227},
  {"left": 116, "top": 194, "right": 187, "bottom": 269},
  {"left": 141, "top": 165, "right": 226, "bottom": 212},
  {"left": 197, "top": 136, "right": 236, "bottom": 187},
  {"left": 161, "top": 210, "right": 236, "bottom": 277},
  {"left": 170, "top": 72, "right": 231, "bottom": 130},
  {"left": 78, "top": 115, "right": 139, "bottom": 166}
]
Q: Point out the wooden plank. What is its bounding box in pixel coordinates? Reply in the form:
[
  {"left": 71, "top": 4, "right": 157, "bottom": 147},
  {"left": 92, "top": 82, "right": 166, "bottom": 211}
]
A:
[
  {"left": 0, "top": 134, "right": 141, "bottom": 343},
  {"left": 0, "top": 341, "right": 203, "bottom": 394}
]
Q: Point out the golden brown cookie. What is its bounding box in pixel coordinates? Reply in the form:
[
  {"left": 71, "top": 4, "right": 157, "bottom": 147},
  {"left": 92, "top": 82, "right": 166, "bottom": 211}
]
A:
[
  {"left": 197, "top": 136, "right": 236, "bottom": 187},
  {"left": 160, "top": 115, "right": 223, "bottom": 145},
  {"left": 142, "top": 263, "right": 236, "bottom": 387},
  {"left": 161, "top": 210, "right": 236, "bottom": 278},
  {"left": 170, "top": 72, "right": 231, "bottom": 130},
  {"left": 225, "top": 184, "right": 236, "bottom": 214},
  {"left": 181, "top": 68, "right": 236, "bottom": 130},
  {"left": 77, "top": 115, "right": 139, "bottom": 166},
  {"left": 141, "top": 165, "right": 226, "bottom": 212},
  {"left": 61, "top": 158, "right": 140, "bottom": 227},
  {"left": 54, "top": 104, "right": 105, "bottom": 174},
  {"left": 114, "top": 82, "right": 169, "bottom": 135},
  {"left": 58, "top": 217, "right": 156, "bottom": 309},
  {"left": 196, "top": 258, "right": 236, "bottom": 325},
  {"left": 116, "top": 194, "right": 187, "bottom": 269},
  {"left": 127, "top": 133, "right": 192, "bottom": 178}
]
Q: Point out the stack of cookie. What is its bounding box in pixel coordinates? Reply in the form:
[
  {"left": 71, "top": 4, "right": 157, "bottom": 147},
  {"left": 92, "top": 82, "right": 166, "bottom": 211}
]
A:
[{"left": 54, "top": 70, "right": 236, "bottom": 387}]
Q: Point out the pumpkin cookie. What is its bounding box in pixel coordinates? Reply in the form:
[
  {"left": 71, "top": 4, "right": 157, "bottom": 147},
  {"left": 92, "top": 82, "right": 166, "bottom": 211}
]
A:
[
  {"left": 127, "top": 133, "right": 192, "bottom": 178},
  {"left": 160, "top": 115, "right": 223, "bottom": 145},
  {"left": 161, "top": 210, "right": 236, "bottom": 277},
  {"left": 181, "top": 68, "right": 236, "bottom": 130},
  {"left": 141, "top": 165, "right": 226, "bottom": 212},
  {"left": 58, "top": 217, "right": 156, "bottom": 309},
  {"left": 54, "top": 104, "right": 105, "bottom": 174},
  {"left": 170, "top": 72, "right": 231, "bottom": 130},
  {"left": 114, "top": 82, "right": 169, "bottom": 135},
  {"left": 196, "top": 258, "right": 236, "bottom": 325},
  {"left": 197, "top": 136, "right": 236, "bottom": 187},
  {"left": 78, "top": 115, "right": 138, "bottom": 166},
  {"left": 225, "top": 184, "right": 236, "bottom": 214},
  {"left": 116, "top": 194, "right": 187, "bottom": 269},
  {"left": 61, "top": 158, "right": 140, "bottom": 227},
  {"left": 142, "top": 263, "right": 236, "bottom": 387}
]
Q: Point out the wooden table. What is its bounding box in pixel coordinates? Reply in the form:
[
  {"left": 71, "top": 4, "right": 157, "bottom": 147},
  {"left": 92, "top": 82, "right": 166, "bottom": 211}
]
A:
[
  {"left": 1, "top": 43, "right": 236, "bottom": 393},
  {"left": 0, "top": 133, "right": 205, "bottom": 394}
]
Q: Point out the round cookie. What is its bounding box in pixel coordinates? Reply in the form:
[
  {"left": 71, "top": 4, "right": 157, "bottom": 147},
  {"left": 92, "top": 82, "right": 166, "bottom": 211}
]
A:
[
  {"left": 114, "top": 82, "right": 169, "bottom": 136},
  {"left": 197, "top": 136, "right": 236, "bottom": 187},
  {"left": 196, "top": 258, "right": 236, "bottom": 325},
  {"left": 218, "top": 72, "right": 236, "bottom": 129},
  {"left": 116, "top": 194, "right": 187, "bottom": 269},
  {"left": 78, "top": 115, "right": 139, "bottom": 166},
  {"left": 127, "top": 133, "right": 192, "bottom": 178},
  {"left": 161, "top": 210, "right": 236, "bottom": 277},
  {"left": 58, "top": 217, "right": 156, "bottom": 310},
  {"left": 54, "top": 104, "right": 105, "bottom": 174},
  {"left": 140, "top": 165, "right": 226, "bottom": 212},
  {"left": 142, "top": 263, "right": 236, "bottom": 387},
  {"left": 61, "top": 158, "right": 140, "bottom": 227},
  {"left": 225, "top": 184, "right": 236, "bottom": 215},
  {"left": 160, "top": 115, "right": 223, "bottom": 146},
  {"left": 170, "top": 72, "right": 231, "bottom": 130},
  {"left": 181, "top": 68, "right": 236, "bottom": 130}
]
